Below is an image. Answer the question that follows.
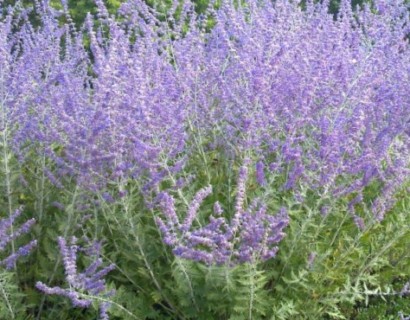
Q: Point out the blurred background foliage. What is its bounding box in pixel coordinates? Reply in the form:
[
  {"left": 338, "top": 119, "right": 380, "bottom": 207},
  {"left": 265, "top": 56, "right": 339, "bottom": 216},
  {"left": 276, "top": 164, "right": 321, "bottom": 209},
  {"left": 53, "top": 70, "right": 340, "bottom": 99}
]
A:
[
  {"left": 1, "top": 0, "right": 377, "bottom": 27},
  {"left": 5, "top": 0, "right": 410, "bottom": 35}
]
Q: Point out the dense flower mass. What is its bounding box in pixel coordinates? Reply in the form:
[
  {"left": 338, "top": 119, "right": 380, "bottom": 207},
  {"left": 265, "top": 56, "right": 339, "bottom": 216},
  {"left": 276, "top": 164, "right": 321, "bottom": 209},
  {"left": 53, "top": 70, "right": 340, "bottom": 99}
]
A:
[
  {"left": 1, "top": 0, "right": 409, "bottom": 265},
  {"left": 1, "top": 0, "right": 410, "bottom": 319},
  {"left": 1, "top": 0, "right": 408, "bottom": 215}
]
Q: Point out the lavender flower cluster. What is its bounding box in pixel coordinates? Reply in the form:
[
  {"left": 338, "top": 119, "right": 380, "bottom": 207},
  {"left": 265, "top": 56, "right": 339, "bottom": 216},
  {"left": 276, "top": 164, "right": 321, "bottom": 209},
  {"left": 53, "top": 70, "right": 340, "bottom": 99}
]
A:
[
  {"left": 0, "top": 207, "right": 37, "bottom": 270},
  {"left": 36, "top": 237, "right": 115, "bottom": 319},
  {"left": 181, "top": 0, "right": 410, "bottom": 222},
  {"left": 1, "top": 0, "right": 185, "bottom": 192},
  {"left": 1, "top": 0, "right": 409, "bottom": 261},
  {"left": 156, "top": 164, "right": 289, "bottom": 265}
]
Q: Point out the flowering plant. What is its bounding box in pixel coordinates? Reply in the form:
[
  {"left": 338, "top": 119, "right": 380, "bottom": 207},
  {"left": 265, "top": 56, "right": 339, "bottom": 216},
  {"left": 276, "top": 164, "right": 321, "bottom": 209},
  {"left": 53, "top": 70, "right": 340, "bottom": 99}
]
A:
[{"left": 0, "top": 0, "right": 409, "bottom": 319}]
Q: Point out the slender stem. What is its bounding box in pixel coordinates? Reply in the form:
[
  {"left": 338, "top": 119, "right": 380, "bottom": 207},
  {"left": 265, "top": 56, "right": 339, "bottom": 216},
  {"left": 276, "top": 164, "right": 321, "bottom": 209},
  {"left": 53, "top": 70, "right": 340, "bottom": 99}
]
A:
[
  {"left": 176, "top": 258, "right": 199, "bottom": 312},
  {"left": 328, "top": 209, "right": 350, "bottom": 249},
  {"left": 36, "top": 186, "right": 79, "bottom": 320},
  {"left": 278, "top": 207, "right": 314, "bottom": 281},
  {"left": 101, "top": 186, "right": 183, "bottom": 318},
  {"left": 79, "top": 293, "right": 141, "bottom": 320},
  {"left": 130, "top": 218, "right": 180, "bottom": 316},
  {"left": 1, "top": 91, "right": 17, "bottom": 272},
  {"left": 354, "top": 228, "right": 407, "bottom": 285},
  {"left": 248, "top": 263, "right": 256, "bottom": 320},
  {"left": 0, "top": 278, "right": 15, "bottom": 319},
  {"left": 100, "top": 251, "right": 177, "bottom": 315},
  {"left": 36, "top": 152, "right": 47, "bottom": 222},
  {"left": 330, "top": 215, "right": 381, "bottom": 271}
]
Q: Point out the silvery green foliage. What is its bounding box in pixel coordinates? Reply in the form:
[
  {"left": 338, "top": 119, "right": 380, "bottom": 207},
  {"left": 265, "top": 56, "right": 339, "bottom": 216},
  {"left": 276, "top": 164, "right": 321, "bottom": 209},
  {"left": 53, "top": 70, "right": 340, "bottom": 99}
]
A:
[
  {"left": 0, "top": 207, "right": 36, "bottom": 318},
  {"left": 0, "top": 269, "right": 24, "bottom": 319}
]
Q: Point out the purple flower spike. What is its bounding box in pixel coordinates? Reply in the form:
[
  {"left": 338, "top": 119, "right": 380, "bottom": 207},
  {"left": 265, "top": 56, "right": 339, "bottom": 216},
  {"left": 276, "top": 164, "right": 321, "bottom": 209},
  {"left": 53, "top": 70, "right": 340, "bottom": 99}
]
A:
[
  {"left": 36, "top": 238, "right": 115, "bottom": 319},
  {"left": 0, "top": 207, "right": 37, "bottom": 270},
  {"left": 157, "top": 165, "right": 289, "bottom": 265},
  {"left": 255, "top": 160, "right": 267, "bottom": 186}
]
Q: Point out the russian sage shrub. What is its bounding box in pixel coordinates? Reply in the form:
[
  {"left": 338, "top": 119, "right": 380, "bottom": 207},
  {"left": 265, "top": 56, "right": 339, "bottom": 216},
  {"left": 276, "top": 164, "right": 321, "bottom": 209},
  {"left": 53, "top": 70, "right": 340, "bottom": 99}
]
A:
[
  {"left": 169, "top": 0, "right": 410, "bottom": 221},
  {"left": 95, "top": 0, "right": 410, "bottom": 318},
  {"left": 0, "top": 0, "right": 409, "bottom": 319}
]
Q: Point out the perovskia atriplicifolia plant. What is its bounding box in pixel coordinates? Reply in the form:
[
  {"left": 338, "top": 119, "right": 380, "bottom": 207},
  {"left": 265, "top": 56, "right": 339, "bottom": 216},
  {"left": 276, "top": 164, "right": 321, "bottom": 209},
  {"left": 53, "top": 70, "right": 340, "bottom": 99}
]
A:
[{"left": 0, "top": 0, "right": 409, "bottom": 319}]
